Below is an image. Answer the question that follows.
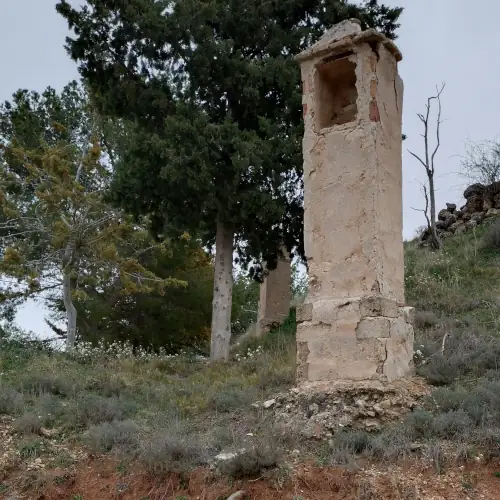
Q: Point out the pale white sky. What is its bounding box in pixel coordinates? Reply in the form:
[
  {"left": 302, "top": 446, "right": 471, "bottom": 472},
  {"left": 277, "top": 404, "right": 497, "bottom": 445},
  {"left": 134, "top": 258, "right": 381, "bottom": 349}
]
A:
[{"left": 1, "top": 0, "right": 499, "bottom": 335}]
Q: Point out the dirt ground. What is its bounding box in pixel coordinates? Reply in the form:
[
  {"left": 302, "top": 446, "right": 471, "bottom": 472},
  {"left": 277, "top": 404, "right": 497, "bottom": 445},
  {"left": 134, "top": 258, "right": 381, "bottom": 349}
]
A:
[{"left": 3, "top": 454, "right": 500, "bottom": 500}]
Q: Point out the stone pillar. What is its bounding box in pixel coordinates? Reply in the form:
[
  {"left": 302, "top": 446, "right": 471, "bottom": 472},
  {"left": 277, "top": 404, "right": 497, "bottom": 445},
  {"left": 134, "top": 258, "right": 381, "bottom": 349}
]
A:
[
  {"left": 256, "top": 251, "right": 291, "bottom": 335},
  {"left": 295, "top": 20, "right": 414, "bottom": 385}
]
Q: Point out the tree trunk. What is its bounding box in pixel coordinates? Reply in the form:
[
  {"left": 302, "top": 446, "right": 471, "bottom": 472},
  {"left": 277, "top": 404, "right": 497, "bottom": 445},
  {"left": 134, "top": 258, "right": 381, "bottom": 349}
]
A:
[
  {"left": 428, "top": 175, "right": 441, "bottom": 250},
  {"left": 210, "top": 221, "right": 234, "bottom": 361},
  {"left": 63, "top": 269, "right": 77, "bottom": 351}
]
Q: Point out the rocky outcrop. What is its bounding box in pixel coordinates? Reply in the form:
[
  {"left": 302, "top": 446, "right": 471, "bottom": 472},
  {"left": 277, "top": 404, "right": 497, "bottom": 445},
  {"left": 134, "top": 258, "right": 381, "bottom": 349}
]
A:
[{"left": 421, "top": 181, "right": 500, "bottom": 243}]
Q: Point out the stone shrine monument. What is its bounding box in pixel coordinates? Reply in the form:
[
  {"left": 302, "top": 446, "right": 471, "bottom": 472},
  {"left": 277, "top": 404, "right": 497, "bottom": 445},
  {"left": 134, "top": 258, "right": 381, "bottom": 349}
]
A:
[
  {"left": 256, "top": 251, "right": 291, "bottom": 336},
  {"left": 295, "top": 20, "right": 414, "bottom": 386}
]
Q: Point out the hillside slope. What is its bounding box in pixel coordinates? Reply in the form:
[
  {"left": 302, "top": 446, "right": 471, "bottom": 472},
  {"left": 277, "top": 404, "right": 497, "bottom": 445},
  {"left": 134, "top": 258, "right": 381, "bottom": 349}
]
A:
[{"left": 1, "top": 220, "right": 500, "bottom": 499}]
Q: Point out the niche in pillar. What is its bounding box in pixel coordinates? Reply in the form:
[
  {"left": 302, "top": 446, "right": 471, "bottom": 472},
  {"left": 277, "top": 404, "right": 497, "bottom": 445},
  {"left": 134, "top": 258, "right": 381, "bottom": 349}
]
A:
[{"left": 314, "top": 52, "right": 358, "bottom": 130}]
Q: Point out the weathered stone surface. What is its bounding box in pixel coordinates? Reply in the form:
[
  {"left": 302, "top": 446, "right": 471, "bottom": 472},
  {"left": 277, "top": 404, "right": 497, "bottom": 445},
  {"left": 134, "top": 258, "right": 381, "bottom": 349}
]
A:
[
  {"left": 296, "top": 21, "right": 412, "bottom": 385},
  {"left": 360, "top": 296, "right": 399, "bottom": 318},
  {"left": 466, "top": 195, "right": 484, "bottom": 213},
  {"left": 296, "top": 303, "right": 313, "bottom": 323},
  {"left": 356, "top": 317, "right": 391, "bottom": 339},
  {"left": 464, "top": 183, "right": 485, "bottom": 199},
  {"left": 389, "top": 316, "right": 408, "bottom": 339},
  {"left": 402, "top": 306, "right": 415, "bottom": 324},
  {"left": 449, "top": 221, "right": 466, "bottom": 233},
  {"left": 471, "top": 211, "right": 485, "bottom": 223},
  {"left": 256, "top": 251, "right": 291, "bottom": 335},
  {"left": 436, "top": 219, "right": 448, "bottom": 230},
  {"left": 382, "top": 337, "right": 413, "bottom": 380},
  {"left": 494, "top": 193, "right": 500, "bottom": 208},
  {"left": 425, "top": 178, "right": 500, "bottom": 246},
  {"left": 483, "top": 198, "right": 493, "bottom": 211},
  {"left": 486, "top": 208, "right": 500, "bottom": 218},
  {"left": 438, "top": 209, "right": 452, "bottom": 221},
  {"left": 296, "top": 298, "right": 414, "bottom": 383}
]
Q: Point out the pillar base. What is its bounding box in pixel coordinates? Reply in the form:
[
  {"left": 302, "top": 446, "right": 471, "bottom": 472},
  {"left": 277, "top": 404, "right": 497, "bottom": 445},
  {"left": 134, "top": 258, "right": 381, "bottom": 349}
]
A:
[
  {"left": 296, "top": 296, "right": 414, "bottom": 385},
  {"left": 273, "top": 376, "right": 429, "bottom": 438}
]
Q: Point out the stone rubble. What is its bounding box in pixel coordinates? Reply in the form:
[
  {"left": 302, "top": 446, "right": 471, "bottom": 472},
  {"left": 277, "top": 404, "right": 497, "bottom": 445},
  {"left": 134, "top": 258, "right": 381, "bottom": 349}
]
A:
[
  {"left": 271, "top": 377, "right": 430, "bottom": 439},
  {"left": 421, "top": 181, "right": 500, "bottom": 244}
]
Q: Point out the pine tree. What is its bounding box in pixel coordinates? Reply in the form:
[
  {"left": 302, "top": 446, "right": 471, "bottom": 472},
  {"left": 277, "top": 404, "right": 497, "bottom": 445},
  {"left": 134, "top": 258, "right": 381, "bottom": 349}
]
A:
[
  {"left": 0, "top": 84, "right": 183, "bottom": 350},
  {"left": 57, "top": 0, "right": 403, "bottom": 360}
]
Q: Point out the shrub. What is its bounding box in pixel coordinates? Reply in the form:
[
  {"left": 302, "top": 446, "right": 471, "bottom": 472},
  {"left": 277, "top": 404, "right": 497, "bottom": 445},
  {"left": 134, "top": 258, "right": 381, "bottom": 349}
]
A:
[
  {"left": 84, "top": 371, "right": 126, "bottom": 397},
  {"left": 87, "top": 420, "right": 140, "bottom": 455},
  {"left": 20, "top": 373, "right": 74, "bottom": 397},
  {"left": 0, "top": 385, "right": 24, "bottom": 415},
  {"left": 18, "top": 439, "right": 44, "bottom": 459},
  {"left": 208, "top": 387, "right": 252, "bottom": 413},
  {"left": 429, "top": 387, "right": 468, "bottom": 412},
  {"left": 482, "top": 220, "right": 500, "bottom": 250},
  {"left": 368, "top": 424, "right": 413, "bottom": 461},
  {"left": 69, "top": 394, "right": 136, "bottom": 428},
  {"left": 139, "top": 429, "right": 208, "bottom": 474},
  {"left": 329, "top": 430, "right": 371, "bottom": 465},
  {"left": 256, "top": 363, "right": 295, "bottom": 391},
  {"left": 13, "top": 413, "right": 42, "bottom": 435},
  {"left": 34, "top": 393, "right": 65, "bottom": 426},
  {"left": 432, "top": 410, "right": 473, "bottom": 438},
  {"left": 418, "top": 330, "right": 500, "bottom": 385},
  {"left": 414, "top": 310, "right": 439, "bottom": 330},
  {"left": 217, "top": 445, "right": 280, "bottom": 479},
  {"left": 405, "top": 408, "right": 434, "bottom": 439}
]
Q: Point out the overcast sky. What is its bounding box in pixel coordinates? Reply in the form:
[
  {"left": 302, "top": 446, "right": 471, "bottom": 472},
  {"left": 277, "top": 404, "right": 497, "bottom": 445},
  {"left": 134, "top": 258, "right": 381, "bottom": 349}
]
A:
[{"left": 2, "top": 0, "right": 500, "bottom": 335}]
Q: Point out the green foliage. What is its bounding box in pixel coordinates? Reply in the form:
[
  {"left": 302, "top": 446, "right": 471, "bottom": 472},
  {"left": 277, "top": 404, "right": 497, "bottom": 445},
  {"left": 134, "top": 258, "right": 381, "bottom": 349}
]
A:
[
  {"left": 57, "top": 0, "right": 402, "bottom": 276},
  {"left": 13, "top": 413, "right": 43, "bottom": 435},
  {"left": 0, "top": 83, "right": 192, "bottom": 349},
  {"left": 0, "top": 385, "right": 24, "bottom": 415},
  {"left": 138, "top": 428, "right": 208, "bottom": 475},
  {"left": 482, "top": 219, "right": 500, "bottom": 251},
  {"left": 231, "top": 273, "right": 259, "bottom": 335},
  {"left": 87, "top": 420, "right": 140, "bottom": 454},
  {"left": 48, "top": 238, "right": 214, "bottom": 352}
]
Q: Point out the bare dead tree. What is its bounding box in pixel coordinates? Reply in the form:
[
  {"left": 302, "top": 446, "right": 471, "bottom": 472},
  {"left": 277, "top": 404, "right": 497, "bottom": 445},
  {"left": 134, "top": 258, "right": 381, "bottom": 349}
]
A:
[
  {"left": 411, "top": 182, "right": 432, "bottom": 245},
  {"left": 408, "top": 83, "right": 446, "bottom": 250},
  {"left": 460, "top": 138, "right": 500, "bottom": 186}
]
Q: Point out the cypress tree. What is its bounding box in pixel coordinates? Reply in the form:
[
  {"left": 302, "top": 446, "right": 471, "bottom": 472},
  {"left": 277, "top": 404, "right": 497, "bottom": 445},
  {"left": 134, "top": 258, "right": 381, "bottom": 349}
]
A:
[{"left": 57, "top": 0, "right": 402, "bottom": 360}]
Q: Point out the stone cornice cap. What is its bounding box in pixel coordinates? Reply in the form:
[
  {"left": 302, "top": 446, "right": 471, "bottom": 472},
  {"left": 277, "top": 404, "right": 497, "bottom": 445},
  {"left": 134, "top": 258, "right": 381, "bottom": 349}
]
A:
[{"left": 295, "top": 19, "right": 402, "bottom": 63}]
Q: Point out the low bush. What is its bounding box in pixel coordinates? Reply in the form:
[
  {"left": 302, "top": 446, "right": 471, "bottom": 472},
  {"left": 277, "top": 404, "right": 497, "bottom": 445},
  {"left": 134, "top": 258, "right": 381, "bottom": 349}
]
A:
[
  {"left": 208, "top": 387, "right": 253, "bottom": 413},
  {"left": 418, "top": 330, "right": 500, "bottom": 385},
  {"left": 0, "top": 385, "right": 24, "bottom": 415},
  {"left": 217, "top": 445, "right": 280, "bottom": 479},
  {"left": 69, "top": 394, "right": 136, "bottom": 428},
  {"left": 431, "top": 410, "right": 472, "bottom": 438},
  {"left": 139, "top": 429, "right": 208, "bottom": 474},
  {"left": 20, "top": 372, "right": 75, "bottom": 398},
  {"left": 482, "top": 220, "right": 500, "bottom": 250},
  {"left": 414, "top": 310, "right": 440, "bottom": 330},
  {"left": 13, "top": 413, "right": 42, "bottom": 435},
  {"left": 87, "top": 420, "right": 140, "bottom": 455}
]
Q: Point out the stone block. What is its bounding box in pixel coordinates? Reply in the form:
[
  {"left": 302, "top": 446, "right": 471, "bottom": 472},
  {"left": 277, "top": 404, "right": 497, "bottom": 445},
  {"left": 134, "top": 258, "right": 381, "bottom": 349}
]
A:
[
  {"left": 382, "top": 337, "right": 413, "bottom": 381},
  {"left": 356, "top": 317, "right": 390, "bottom": 339},
  {"left": 297, "top": 303, "right": 313, "bottom": 323},
  {"left": 402, "top": 306, "right": 415, "bottom": 324},
  {"left": 360, "top": 296, "right": 398, "bottom": 318},
  {"left": 307, "top": 338, "right": 386, "bottom": 382},
  {"left": 389, "top": 316, "right": 407, "bottom": 339},
  {"left": 311, "top": 299, "right": 339, "bottom": 325}
]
